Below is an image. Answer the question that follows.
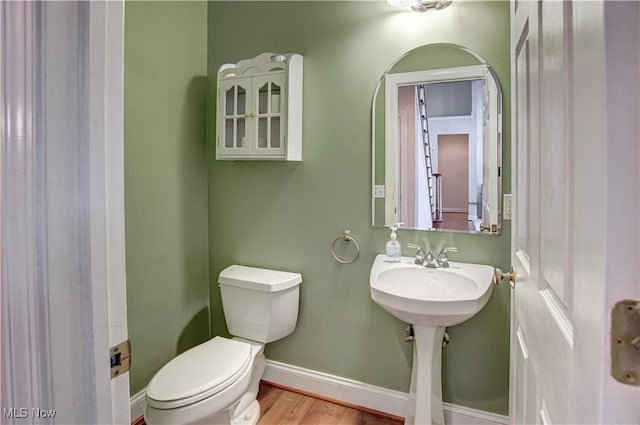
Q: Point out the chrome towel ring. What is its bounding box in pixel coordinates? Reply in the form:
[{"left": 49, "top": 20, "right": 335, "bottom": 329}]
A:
[{"left": 331, "top": 230, "right": 360, "bottom": 264}]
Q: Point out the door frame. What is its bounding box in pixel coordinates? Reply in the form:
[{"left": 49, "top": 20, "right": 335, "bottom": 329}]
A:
[{"left": 93, "top": 1, "right": 130, "bottom": 422}]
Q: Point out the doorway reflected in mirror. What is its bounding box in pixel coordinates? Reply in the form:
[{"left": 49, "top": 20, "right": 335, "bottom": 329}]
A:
[{"left": 397, "top": 80, "right": 484, "bottom": 232}]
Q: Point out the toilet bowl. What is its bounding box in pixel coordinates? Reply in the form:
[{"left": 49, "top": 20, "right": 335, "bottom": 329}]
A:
[{"left": 145, "top": 265, "right": 301, "bottom": 425}]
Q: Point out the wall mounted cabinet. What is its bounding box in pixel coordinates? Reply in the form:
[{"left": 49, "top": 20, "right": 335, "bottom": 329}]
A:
[{"left": 216, "top": 53, "right": 303, "bottom": 161}]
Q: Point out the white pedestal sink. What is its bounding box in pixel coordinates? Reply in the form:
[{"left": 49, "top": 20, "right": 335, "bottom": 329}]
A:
[{"left": 369, "top": 255, "right": 494, "bottom": 425}]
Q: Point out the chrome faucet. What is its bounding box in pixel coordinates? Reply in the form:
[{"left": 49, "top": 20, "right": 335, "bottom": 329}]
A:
[
  {"left": 407, "top": 244, "right": 458, "bottom": 268},
  {"left": 423, "top": 251, "right": 440, "bottom": 268}
]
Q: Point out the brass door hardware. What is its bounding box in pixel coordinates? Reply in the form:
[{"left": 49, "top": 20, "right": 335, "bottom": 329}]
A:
[
  {"left": 480, "top": 223, "right": 500, "bottom": 234},
  {"left": 494, "top": 266, "right": 516, "bottom": 288},
  {"left": 611, "top": 300, "right": 640, "bottom": 386},
  {"left": 110, "top": 340, "right": 131, "bottom": 379}
]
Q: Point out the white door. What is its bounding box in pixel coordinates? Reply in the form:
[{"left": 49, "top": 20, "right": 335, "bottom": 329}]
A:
[
  {"left": 1, "top": 2, "right": 130, "bottom": 423},
  {"left": 482, "top": 67, "right": 499, "bottom": 229},
  {"left": 510, "top": 1, "right": 640, "bottom": 423}
]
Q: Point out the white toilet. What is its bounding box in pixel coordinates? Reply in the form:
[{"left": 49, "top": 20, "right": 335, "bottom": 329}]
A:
[{"left": 145, "top": 265, "right": 302, "bottom": 425}]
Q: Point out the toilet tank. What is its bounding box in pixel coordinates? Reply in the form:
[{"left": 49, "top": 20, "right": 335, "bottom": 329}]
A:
[{"left": 218, "top": 265, "right": 302, "bottom": 343}]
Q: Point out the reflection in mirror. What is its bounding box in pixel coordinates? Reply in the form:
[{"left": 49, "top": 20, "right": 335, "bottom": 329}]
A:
[{"left": 372, "top": 44, "right": 502, "bottom": 234}]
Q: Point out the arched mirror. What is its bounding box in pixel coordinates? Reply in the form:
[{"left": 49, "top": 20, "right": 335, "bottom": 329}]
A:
[{"left": 372, "top": 44, "right": 503, "bottom": 234}]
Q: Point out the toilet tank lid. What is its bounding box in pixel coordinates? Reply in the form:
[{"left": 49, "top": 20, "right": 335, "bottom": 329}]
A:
[{"left": 218, "top": 265, "right": 302, "bottom": 292}]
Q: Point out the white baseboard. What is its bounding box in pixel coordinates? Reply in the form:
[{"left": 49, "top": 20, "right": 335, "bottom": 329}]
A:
[
  {"left": 130, "top": 388, "right": 146, "bottom": 424},
  {"left": 129, "top": 360, "right": 509, "bottom": 425},
  {"left": 263, "top": 360, "right": 407, "bottom": 417},
  {"left": 443, "top": 208, "right": 469, "bottom": 214},
  {"left": 263, "top": 359, "right": 509, "bottom": 425},
  {"left": 443, "top": 402, "right": 509, "bottom": 425}
]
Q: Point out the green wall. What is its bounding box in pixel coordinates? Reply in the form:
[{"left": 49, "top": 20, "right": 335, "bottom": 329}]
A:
[
  {"left": 125, "top": 1, "right": 210, "bottom": 394},
  {"left": 208, "top": 1, "right": 511, "bottom": 415}
]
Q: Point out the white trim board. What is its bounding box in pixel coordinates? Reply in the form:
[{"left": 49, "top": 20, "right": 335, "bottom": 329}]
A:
[
  {"left": 264, "top": 360, "right": 407, "bottom": 417},
  {"left": 263, "top": 360, "right": 508, "bottom": 425},
  {"left": 130, "top": 389, "right": 146, "bottom": 424},
  {"left": 129, "top": 360, "right": 509, "bottom": 425}
]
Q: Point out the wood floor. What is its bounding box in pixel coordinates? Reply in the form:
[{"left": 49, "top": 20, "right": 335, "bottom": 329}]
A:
[
  {"left": 257, "top": 382, "right": 404, "bottom": 425},
  {"left": 134, "top": 382, "right": 404, "bottom": 425},
  {"left": 432, "top": 212, "right": 476, "bottom": 232}
]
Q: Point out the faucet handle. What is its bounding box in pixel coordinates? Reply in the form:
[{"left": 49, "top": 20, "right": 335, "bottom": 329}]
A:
[
  {"left": 437, "top": 247, "right": 458, "bottom": 268},
  {"left": 407, "top": 243, "right": 426, "bottom": 265},
  {"left": 407, "top": 243, "right": 424, "bottom": 252}
]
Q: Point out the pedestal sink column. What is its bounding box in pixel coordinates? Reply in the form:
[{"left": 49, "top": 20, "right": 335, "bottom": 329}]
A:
[{"left": 405, "top": 325, "right": 445, "bottom": 425}]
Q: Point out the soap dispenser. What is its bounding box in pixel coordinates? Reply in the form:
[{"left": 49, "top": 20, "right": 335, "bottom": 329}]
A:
[{"left": 386, "top": 223, "right": 403, "bottom": 262}]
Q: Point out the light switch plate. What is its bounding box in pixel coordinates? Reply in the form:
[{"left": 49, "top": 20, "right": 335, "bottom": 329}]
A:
[
  {"left": 503, "top": 194, "right": 512, "bottom": 220},
  {"left": 374, "top": 185, "right": 385, "bottom": 198}
]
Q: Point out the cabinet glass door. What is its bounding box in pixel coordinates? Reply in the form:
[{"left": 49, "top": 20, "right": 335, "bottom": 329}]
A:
[
  {"left": 253, "top": 74, "right": 285, "bottom": 155},
  {"left": 219, "top": 78, "right": 250, "bottom": 154}
]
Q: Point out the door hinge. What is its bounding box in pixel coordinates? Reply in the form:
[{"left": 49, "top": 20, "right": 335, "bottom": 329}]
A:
[
  {"left": 110, "top": 340, "right": 131, "bottom": 379},
  {"left": 611, "top": 300, "right": 640, "bottom": 386}
]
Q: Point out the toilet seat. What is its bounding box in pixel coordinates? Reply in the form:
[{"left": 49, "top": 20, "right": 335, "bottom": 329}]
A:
[{"left": 146, "top": 337, "right": 252, "bottom": 409}]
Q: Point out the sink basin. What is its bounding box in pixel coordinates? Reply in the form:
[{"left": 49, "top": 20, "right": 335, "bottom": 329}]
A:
[{"left": 370, "top": 254, "right": 494, "bottom": 326}]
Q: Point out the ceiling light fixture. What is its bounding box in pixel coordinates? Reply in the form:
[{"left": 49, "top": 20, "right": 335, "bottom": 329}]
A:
[{"left": 387, "top": 0, "right": 452, "bottom": 13}]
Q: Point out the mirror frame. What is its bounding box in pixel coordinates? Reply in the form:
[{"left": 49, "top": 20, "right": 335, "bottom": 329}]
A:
[{"left": 371, "top": 43, "right": 503, "bottom": 235}]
